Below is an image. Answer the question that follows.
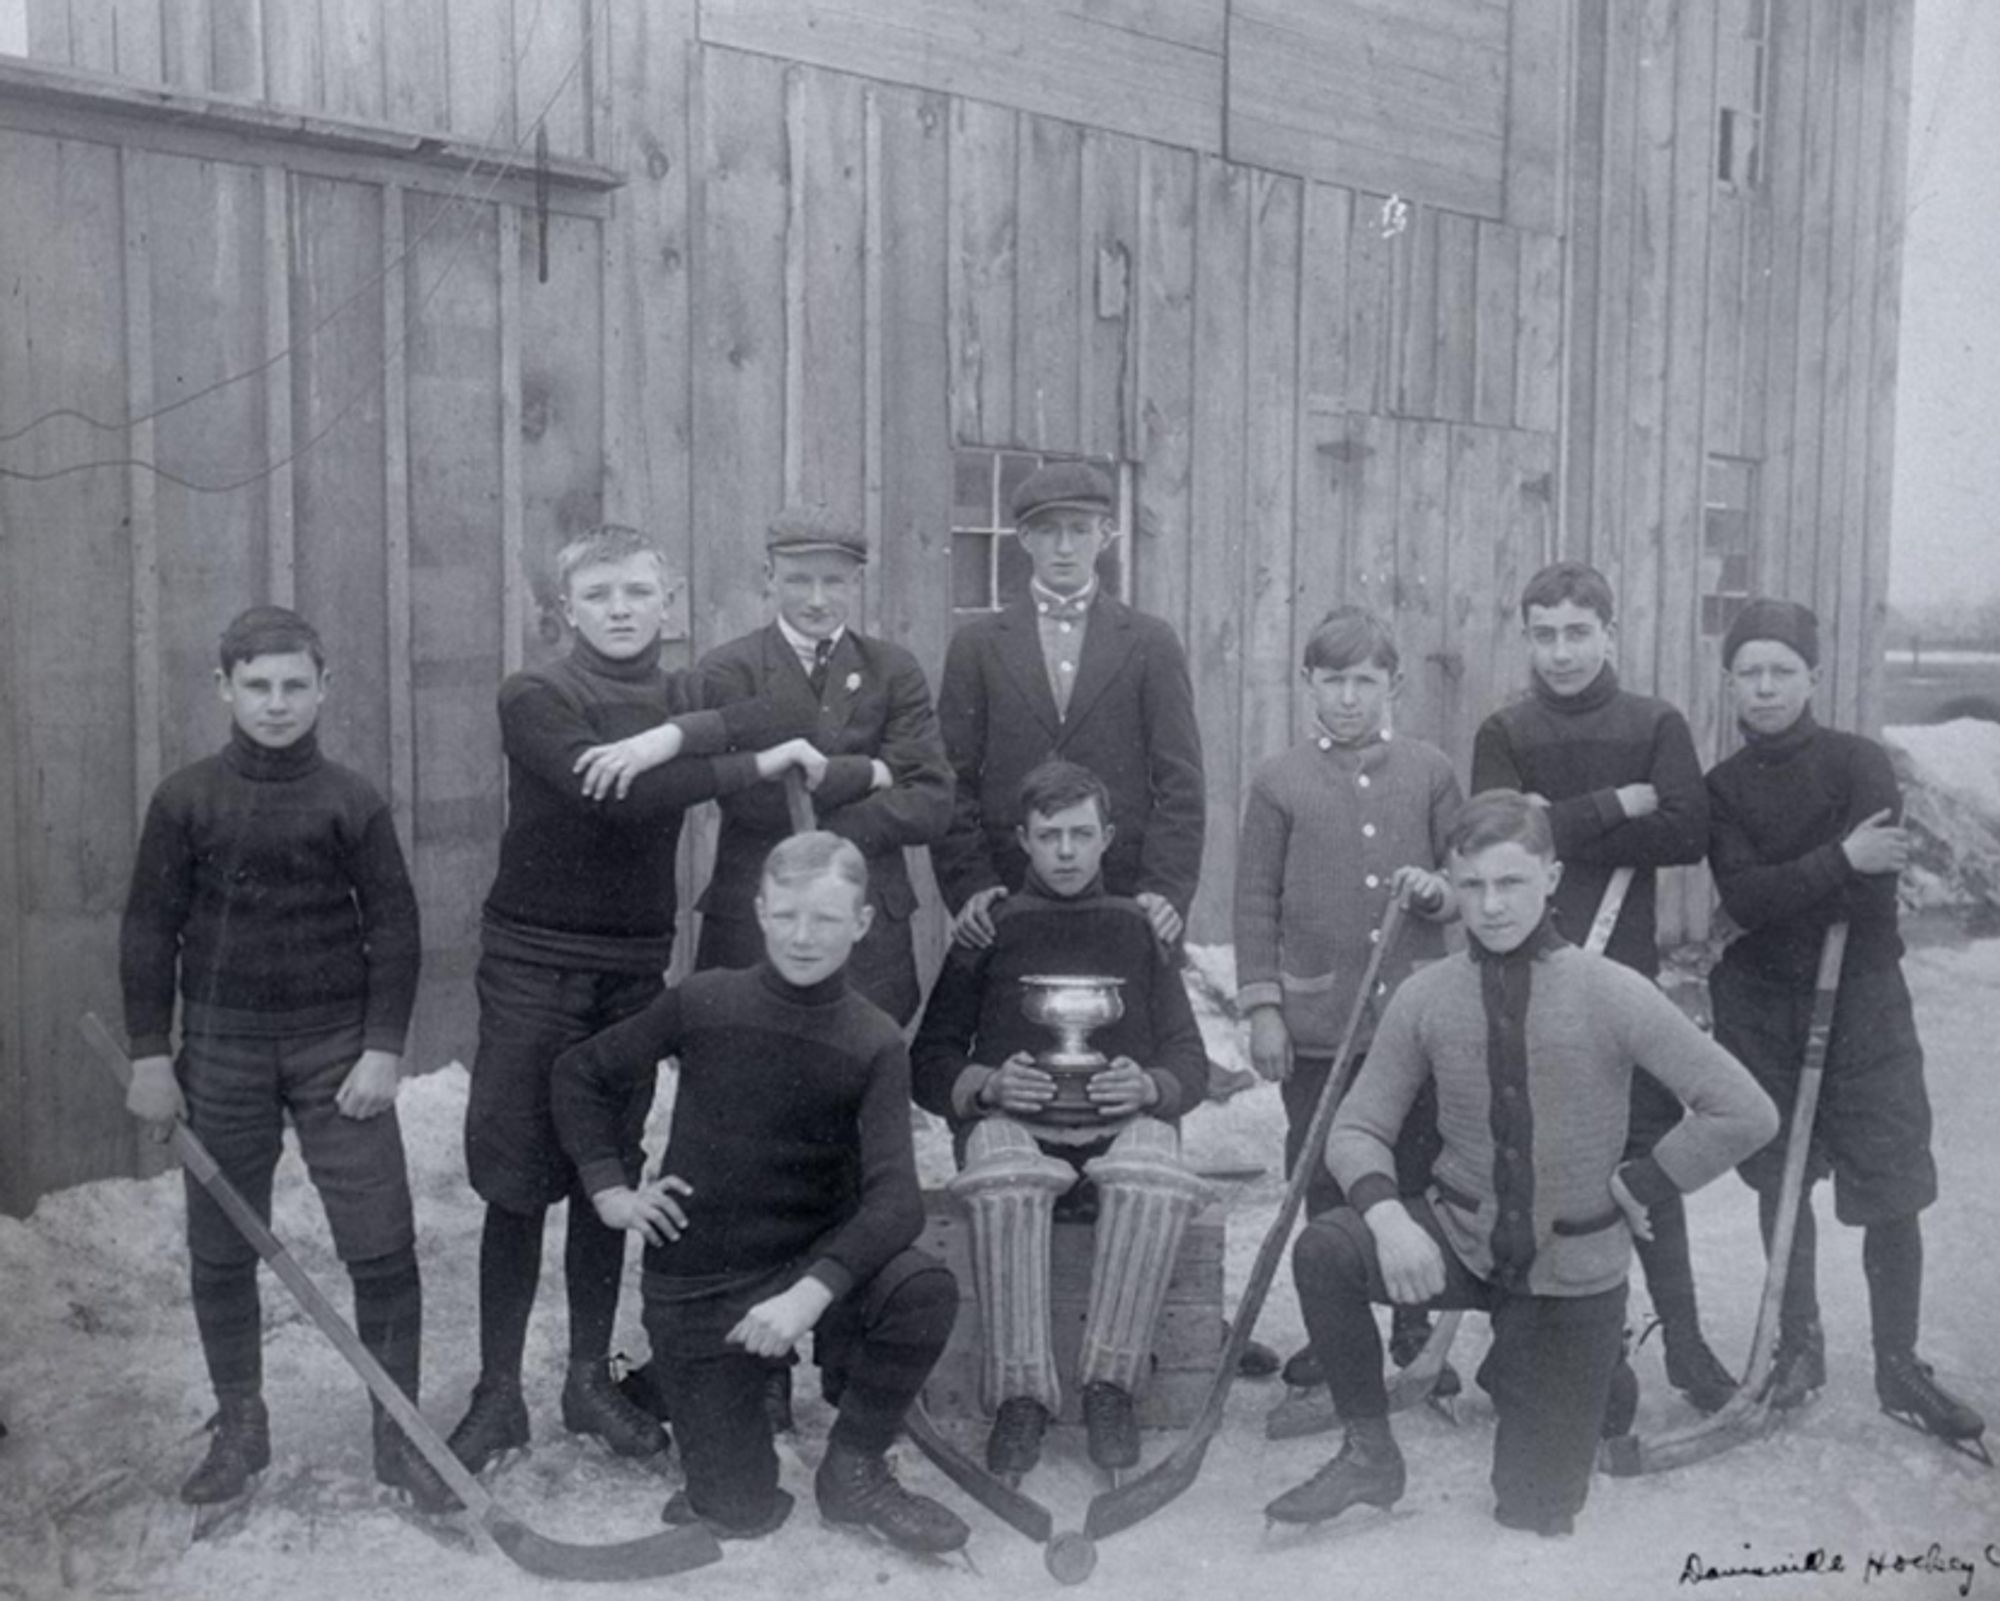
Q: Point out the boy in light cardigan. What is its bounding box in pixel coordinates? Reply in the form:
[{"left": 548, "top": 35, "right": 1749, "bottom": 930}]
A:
[{"left": 1233, "top": 606, "right": 1460, "bottom": 1386}]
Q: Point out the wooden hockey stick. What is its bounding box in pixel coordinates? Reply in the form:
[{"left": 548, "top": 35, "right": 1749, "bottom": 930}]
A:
[
  {"left": 1081, "top": 901, "right": 1409, "bottom": 1542},
  {"left": 781, "top": 766, "right": 816, "bottom": 834},
  {"left": 81, "top": 1014, "right": 723, "bottom": 1583},
  {"left": 1378, "top": 865, "right": 1640, "bottom": 1417},
  {"left": 1603, "top": 922, "right": 1850, "bottom": 1476}
]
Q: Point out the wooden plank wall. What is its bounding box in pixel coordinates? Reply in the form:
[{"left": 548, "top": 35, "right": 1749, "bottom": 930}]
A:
[
  {"left": 20, "top": 0, "right": 597, "bottom": 157},
  {"left": 0, "top": 0, "right": 1921, "bottom": 1209},
  {"left": 0, "top": 101, "right": 610, "bottom": 1210},
  {"left": 1563, "top": 0, "right": 1915, "bottom": 943}
]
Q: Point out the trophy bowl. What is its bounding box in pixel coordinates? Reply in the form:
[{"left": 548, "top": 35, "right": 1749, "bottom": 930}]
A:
[{"left": 1019, "top": 975, "right": 1126, "bottom": 1126}]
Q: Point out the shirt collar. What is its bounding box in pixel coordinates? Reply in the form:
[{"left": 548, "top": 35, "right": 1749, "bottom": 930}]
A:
[
  {"left": 1031, "top": 577, "right": 1098, "bottom": 620},
  {"left": 776, "top": 614, "right": 845, "bottom": 663}
]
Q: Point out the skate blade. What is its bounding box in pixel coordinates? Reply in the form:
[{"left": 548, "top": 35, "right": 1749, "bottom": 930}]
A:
[
  {"left": 187, "top": 1477, "right": 262, "bottom": 1544},
  {"left": 1261, "top": 1502, "right": 1410, "bottom": 1542},
  {"left": 1881, "top": 1406, "right": 1994, "bottom": 1467},
  {"left": 818, "top": 1514, "right": 975, "bottom": 1571}
]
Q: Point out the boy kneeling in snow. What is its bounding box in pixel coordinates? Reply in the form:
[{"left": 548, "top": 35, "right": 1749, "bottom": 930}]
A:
[
  {"left": 1266, "top": 791, "right": 1775, "bottom": 1537},
  {"left": 551, "top": 833, "right": 968, "bottom": 1553}
]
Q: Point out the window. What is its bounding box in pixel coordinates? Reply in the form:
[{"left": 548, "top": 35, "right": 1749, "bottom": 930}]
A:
[
  {"left": 950, "top": 449, "right": 1134, "bottom": 617},
  {"left": 1716, "top": 0, "right": 1769, "bottom": 192},
  {"left": 1701, "top": 456, "right": 1757, "bottom": 636}
]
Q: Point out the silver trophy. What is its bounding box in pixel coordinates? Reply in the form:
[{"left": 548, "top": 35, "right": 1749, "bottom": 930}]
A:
[{"left": 1019, "top": 975, "right": 1126, "bottom": 1126}]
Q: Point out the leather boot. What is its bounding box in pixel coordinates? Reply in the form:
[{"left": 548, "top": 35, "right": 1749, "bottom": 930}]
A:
[
  {"left": 814, "top": 1439, "right": 970, "bottom": 1556},
  {"left": 561, "top": 1357, "right": 666, "bottom": 1458},
  {"left": 181, "top": 1391, "right": 271, "bottom": 1505},
  {"left": 446, "top": 1376, "right": 530, "bottom": 1473},
  {"left": 374, "top": 1405, "right": 462, "bottom": 1514},
  {"left": 1264, "top": 1416, "right": 1405, "bottom": 1525},
  {"left": 984, "top": 1396, "right": 1049, "bottom": 1477},
  {"left": 1082, "top": 1381, "right": 1140, "bottom": 1471}
]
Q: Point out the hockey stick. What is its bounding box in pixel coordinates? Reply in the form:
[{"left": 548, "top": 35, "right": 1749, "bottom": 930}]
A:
[
  {"left": 1082, "top": 900, "right": 1409, "bottom": 1542},
  {"left": 80, "top": 1014, "right": 724, "bottom": 1583},
  {"left": 781, "top": 766, "right": 816, "bottom": 834},
  {"left": 1378, "top": 865, "right": 1640, "bottom": 1417},
  {"left": 1603, "top": 921, "right": 1850, "bottom": 1476},
  {"left": 901, "top": 1400, "right": 1055, "bottom": 1545}
]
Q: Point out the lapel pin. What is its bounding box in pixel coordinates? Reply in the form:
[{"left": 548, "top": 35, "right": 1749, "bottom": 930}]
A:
[{"left": 845, "top": 672, "right": 861, "bottom": 692}]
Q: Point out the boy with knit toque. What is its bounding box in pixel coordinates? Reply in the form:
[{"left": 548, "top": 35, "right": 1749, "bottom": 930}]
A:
[
  {"left": 1471, "top": 560, "right": 1736, "bottom": 1417},
  {"left": 120, "top": 606, "right": 453, "bottom": 1513},
  {"left": 553, "top": 833, "right": 969, "bottom": 1553},
  {"left": 1266, "top": 791, "right": 1775, "bottom": 1537},
  {"left": 1706, "top": 599, "right": 1985, "bottom": 1456}
]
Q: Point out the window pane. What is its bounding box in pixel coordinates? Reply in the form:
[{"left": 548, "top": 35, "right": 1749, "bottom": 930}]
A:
[
  {"left": 953, "top": 452, "right": 993, "bottom": 529},
  {"left": 953, "top": 533, "right": 996, "bottom": 611},
  {"left": 996, "top": 534, "right": 1033, "bottom": 606},
  {"left": 997, "top": 454, "right": 1039, "bottom": 528}
]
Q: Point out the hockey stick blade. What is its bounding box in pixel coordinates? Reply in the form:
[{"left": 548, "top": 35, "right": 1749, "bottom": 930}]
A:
[
  {"left": 1608, "top": 923, "right": 1849, "bottom": 1478},
  {"left": 901, "top": 1401, "right": 1054, "bottom": 1545},
  {"left": 81, "top": 1014, "right": 723, "bottom": 1583},
  {"left": 1085, "top": 903, "right": 1410, "bottom": 1542}
]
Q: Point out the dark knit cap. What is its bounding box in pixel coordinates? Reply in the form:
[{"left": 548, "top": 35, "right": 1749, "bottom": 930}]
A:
[
  {"left": 766, "top": 504, "right": 867, "bottom": 561},
  {"left": 1722, "top": 598, "right": 1820, "bottom": 669},
  {"left": 1010, "top": 461, "right": 1113, "bottom": 525}
]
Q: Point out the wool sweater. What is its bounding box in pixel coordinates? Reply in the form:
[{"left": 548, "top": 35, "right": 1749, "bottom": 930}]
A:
[
  {"left": 910, "top": 884, "right": 1207, "bottom": 1140},
  {"left": 1470, "top": 666, "right": 1708, "bottom": 976},
  {"left": 1233, "top": 730, "right": 1460, "bottom": 1053},
  {"left": 482, "top": 638, "right": 803, "bottom": 972},
  {"left": 1706, "top": 712, "right": 1905, "bottom": 987},
  {"left": 1328, "top": 935, "right": 1776, "bottom": 1297},
  {"left": 551, "top": 963, "right": 921, "bottom": 1300},
  {"left": 120, "top": 727, "right": 420, "bottom": 1057}
]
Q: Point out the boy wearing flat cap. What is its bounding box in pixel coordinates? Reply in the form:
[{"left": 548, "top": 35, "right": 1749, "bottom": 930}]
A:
[
  {"left": 1705, "top": 599, "right": 1985, "bottom": 1459},
  {"left": 935, "top": 462, "right": 1204, "bottom": 953},
  {"left": 690, "top": 506, "right": 953, "bottom": 1028}
]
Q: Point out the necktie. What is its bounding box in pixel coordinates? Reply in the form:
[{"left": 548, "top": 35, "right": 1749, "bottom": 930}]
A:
[{"left": 809, "top": 637, "right": 834, "bottom": 697}]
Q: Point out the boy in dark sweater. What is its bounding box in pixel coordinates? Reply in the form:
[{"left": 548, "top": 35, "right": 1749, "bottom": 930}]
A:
[
  {"left": 450, "top": 525, "right": 823, "bottom": 1473},
  {"left": 1266, "top": 792, "right": 1775, "bottom": 1537},
  {"left": 552, "top": 833, "right": 968, "bottom": 1553},
  {"left": 911, "top": 759, "right": 1212, "bottom": 1477},
  {"left": 1470, "top": 560, "right": 1734, "bottom": 1416},
  {"left": 1706, "top": 600, "right": 1985, "bottom": 1455},
  {"left": 120, "top": 606, "right": 453, "bottom": 1512}
]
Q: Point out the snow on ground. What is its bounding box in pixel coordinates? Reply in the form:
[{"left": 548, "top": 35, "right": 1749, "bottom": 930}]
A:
[
  {"left": 1886, "top": 721, "right": 2000, "bottom": 918},
  {"left": 4, "top": 932, "right": 1997, "bottom": 1601}
]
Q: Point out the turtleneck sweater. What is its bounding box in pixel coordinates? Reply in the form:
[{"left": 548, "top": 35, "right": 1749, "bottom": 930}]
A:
[
  {"left": 1706, "top": 709, "right": 1905, "bottom": 985},
  {"left": 483, "top": 636, "right": 803, "bottom": 971},
  {"left": 551, "top": 961, "right": 921, "bottom": 1299},
  {"left": 1470, "top": 664, "right": 1708, "bottom": 977},
  {"left": 120, "top": 725, "right": 421, "bottom": 1056},
  {"left": 909, "top": 875, "right": 1207, "bottom": 1137},
  {"left": 1326, "top": 917, "right": 1777, "bottom": 1297}
]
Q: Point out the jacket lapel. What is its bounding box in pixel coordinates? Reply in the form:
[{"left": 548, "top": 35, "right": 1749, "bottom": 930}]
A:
[
  {"left": 761, "top": 623, "right": 820, "bottom": 718},
  {"left": 994, "top": 600, "right": 1063, "bottom": 737},
  {"left": 1061, "top": 595, "right": 1137, "bottom": 733},
  {"left": 817, "top": 631, "right": 866, "bottom": 740}
]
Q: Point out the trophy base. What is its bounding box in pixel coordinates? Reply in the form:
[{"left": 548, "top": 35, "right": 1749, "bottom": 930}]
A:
[{"left": 1040, "top": 1068, "right": 1105, "bottom": 1128}]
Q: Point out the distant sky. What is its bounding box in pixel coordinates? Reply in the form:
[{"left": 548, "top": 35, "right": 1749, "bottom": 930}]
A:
[{"left": 1891, "top": 0, "right": 2000, "bottom": 612}]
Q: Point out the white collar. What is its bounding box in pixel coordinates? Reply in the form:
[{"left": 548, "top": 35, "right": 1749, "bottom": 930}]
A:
[{"left": 776, "top": 614, "right": 845, "bottom": 659}]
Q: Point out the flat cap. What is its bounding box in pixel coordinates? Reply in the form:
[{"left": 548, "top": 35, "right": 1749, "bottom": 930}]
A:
[
  {"left": 1010, "top": 461, "right": 1113, "bottom": 526},
  {"left": 766, "top": 504, "right": 867, "bottom": 561}
]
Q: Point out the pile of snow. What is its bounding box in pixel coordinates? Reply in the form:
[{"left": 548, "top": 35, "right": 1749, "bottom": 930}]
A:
[{"left": 1884, "top": 719, "right": 2000, "bottom": 918}]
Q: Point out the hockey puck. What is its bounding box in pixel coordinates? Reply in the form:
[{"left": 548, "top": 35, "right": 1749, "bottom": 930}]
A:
[{"left": 1045, "top": 1531, "right": 1098, "bottom": 1584}]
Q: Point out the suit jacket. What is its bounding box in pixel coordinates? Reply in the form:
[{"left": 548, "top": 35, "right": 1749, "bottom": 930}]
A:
[
  {"left": 695, "top": 623, "right": 953, "bottom": 933},
  {"left": 934, "top": 594, "right": 1205, "bottom": 916}
]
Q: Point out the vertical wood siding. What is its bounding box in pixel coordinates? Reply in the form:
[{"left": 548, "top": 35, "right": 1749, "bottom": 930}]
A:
[{"left": 0, "top": 0, "right": 1916, "bottom": 1211}]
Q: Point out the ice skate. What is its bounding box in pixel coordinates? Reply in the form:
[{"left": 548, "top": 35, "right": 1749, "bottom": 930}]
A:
[{"left": 1876, "top": 1351, "right": 1991, "bottom": 1466}]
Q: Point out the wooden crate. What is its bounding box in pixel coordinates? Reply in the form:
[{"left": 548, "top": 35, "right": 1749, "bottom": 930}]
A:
[{"left": 917, "top": 1189, "right": 1225, "bottom": 1429}]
